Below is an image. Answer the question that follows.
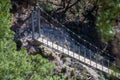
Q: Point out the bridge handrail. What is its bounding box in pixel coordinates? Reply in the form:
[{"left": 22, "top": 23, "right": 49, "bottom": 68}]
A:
[
  {"left": 39, "top": 7, "right": 118, "bottom": 60},
  {"left": 29, "top": 7, "right": 120, "bottom": 78}
]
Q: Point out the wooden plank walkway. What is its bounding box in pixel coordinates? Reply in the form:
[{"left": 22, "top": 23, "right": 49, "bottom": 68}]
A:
[{"left": 38, "top": 37, "right": 120, "bottom": 78}]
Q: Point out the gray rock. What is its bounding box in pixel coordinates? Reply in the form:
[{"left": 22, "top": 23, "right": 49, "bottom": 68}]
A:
[{"left": 27, "top": 46, "right": 43, "bottom": 55}]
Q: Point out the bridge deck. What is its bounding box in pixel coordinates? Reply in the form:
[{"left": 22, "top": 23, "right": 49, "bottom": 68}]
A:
[{"left": 38, "top": 37, "right": 120, "bottom": 78}]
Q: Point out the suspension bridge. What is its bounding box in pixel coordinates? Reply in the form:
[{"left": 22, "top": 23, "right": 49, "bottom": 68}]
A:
[{"left": 24, "top": 7, "right": 120, "bottom": 78}]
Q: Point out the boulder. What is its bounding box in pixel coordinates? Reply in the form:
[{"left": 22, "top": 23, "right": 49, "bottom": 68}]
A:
[{"left": 27, "top": 46, "right": 43, "bottom": 55}]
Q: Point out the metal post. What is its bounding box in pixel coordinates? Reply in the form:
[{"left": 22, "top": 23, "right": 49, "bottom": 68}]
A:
[
  {"left": 73, "top": 44, "right": 75, "bottom": 59},
  {"left": 51, "top": 25, "right": 54, "bottom": 50},
  {"left": 37, "top": 7, "right": 41, "bottom": 37},
  {"left": 78, "top": 46, "right": 80, "bottom": 60},
  {"left": 102, "top": 59, "right": 103, "bottom": 71},
  {"left": 114, "top": 59, "right": 117, "bottom": 77},
  {"left": 62, "top": 39, "right": 64, "bottom": 53},
  {"left": 31, "top": 7, "right": 35, "bottom": 40},
  {"left": 51, "top": 35, "right": 53, "bottom": 50},
  {"left": 83, "top": 47, "right": 86, "bottom": 62},
  {"left": 51, "top": 37, "right": 53, "bottom": 49},
  {"left": 56, "top": 37, "right": 59, "bottom": 50},
  {"left": 57, "top": 35, "right": 60, "bottom": 51},
  {"left": 47, "top": 33, "right": 49, "bottom": 47},
  {"left": 95, "top": 51, "right": 99, "bottom": 68},
  {"left": 107, "top": 60, "right": 110, "bottom": 73},
  {"left": 67, "top": 45, "right": 69, "bottom": 56},
  {"left": 89, "top": 50, "right": 91, "bottom": 65}
]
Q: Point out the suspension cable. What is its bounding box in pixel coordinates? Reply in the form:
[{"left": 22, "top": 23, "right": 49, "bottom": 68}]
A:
[{"left": 39, "top": 7, "right": 116, "bottom": 59}]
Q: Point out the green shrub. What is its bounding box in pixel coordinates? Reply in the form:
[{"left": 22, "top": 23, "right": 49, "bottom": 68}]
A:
[
  {"left": 0, "top": 0, "right": 13, "bottom": 38},
  {"left": 0, "top": 0, "right": 64, "bottom": 80},
  {"left": 70, "top": 69, "right": 75, "bottom": 77},
  {"left": 96, "top": 0, "right": 120, "bottom": 42},
  {"left": 38, "top": 0, "right": 54, "bottom": 12},
  {"left": 111, "top": 65, "right": 120, "bottom": 73},
  {"left": 61, "top": 67, "right": 67, "bottom": 73}
]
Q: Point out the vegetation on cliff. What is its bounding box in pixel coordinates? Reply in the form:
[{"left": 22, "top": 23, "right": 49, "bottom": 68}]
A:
[
  {"left": 0, "top": 0, "right": 63, "bottom": 79},
  {"left": 0, "top": 0, "right": 120, "bottom": 79}
]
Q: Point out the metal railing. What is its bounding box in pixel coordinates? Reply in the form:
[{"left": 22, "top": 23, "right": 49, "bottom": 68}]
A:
[{"left": 30, "top": 7, "right": 120, "bottom": 78}]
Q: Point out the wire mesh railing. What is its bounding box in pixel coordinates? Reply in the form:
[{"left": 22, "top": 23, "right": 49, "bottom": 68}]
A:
[
  {"left": 40, "top": 8, "right": 118, "bottom": 60},
  {"left": 30, "top": 7, "right": 120, "bottom": 78}
]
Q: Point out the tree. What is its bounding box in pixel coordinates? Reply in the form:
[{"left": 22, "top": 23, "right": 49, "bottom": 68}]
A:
[
  {"left": 96, "top": 0, "right": 120, "bottom": 42},
  {"left": 0, "top": 0, "right": 64, "bottom": 80}
]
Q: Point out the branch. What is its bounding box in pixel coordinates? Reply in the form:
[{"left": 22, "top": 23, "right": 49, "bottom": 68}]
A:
[
  {"left": 47, "top": 1, "right": 62, "bottom": 6},
  {"left": 65, "top": 0, "right": 72, "bottom": 10},
  {"left": 64, "top": 0, "right": 81, "bottom": 13}
]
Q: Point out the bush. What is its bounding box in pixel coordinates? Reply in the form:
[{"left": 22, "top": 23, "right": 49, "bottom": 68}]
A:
[
  {"left": 96, "top": 0, "right": 120, "bottom": 42},
  {"left": 38, "top": 0, "right": 54, "bottom": 12},
  {"left": 0, "top": 0, "right": 64, "bottom": 80}
]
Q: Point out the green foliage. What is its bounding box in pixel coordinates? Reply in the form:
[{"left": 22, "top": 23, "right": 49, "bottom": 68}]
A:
[
  {"left": 0, "top": 0, "right": 13, "bottom": 38},
  {"left": 61, "top": 67, "right": 67, "bottom": 73},
  {"left": 0, "top": 42, "right": 57, "bottom": 80},
  {"left": 96, "top": 0, "right": 120, "bottom": 42},
  {"left": 0, "top": 0, "right": 64, "bottom": 80},
  {"left": 70, "top": 69, "right": 75, "bottom": 77},
  {"left": 111, "top": 65, "right": 120, "bottom": 73},
  {"left": 38, "top": 0, "right": 54, "bottom": 12},
  {"left": 107, "top": 65, "right": 120, "bottom": 80}
]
